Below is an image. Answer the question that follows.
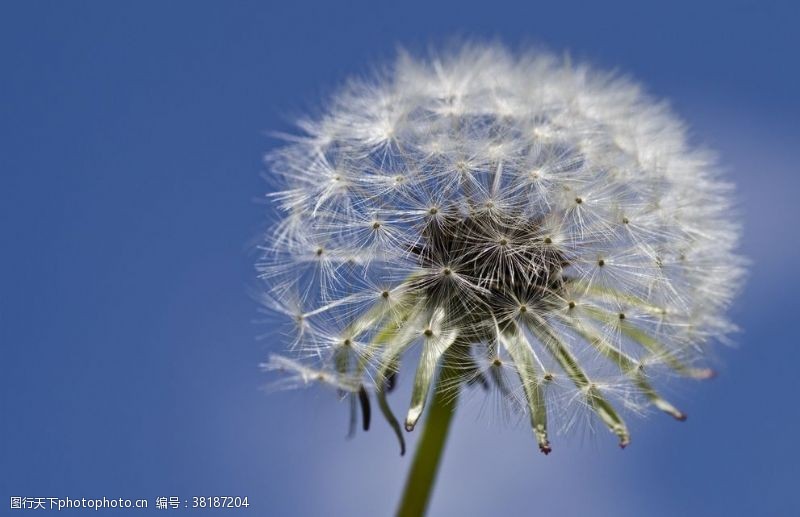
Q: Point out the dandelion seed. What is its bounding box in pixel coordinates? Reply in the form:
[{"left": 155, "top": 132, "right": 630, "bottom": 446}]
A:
[{"left": 258, "top": 43, "right": 744, "bottom": 512}]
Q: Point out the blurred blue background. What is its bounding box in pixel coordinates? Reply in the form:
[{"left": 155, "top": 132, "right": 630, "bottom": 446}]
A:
[{"left": 2, "top": 1, "right": 798, "bottom": 515}]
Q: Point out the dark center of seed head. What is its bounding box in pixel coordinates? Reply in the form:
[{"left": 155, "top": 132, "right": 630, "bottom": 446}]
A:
[
  {"left": 423, "top": 329, "right": 433, "bottom": 337},
  {"left": 412, "top": 214, "right": 568, "bottom": 320}
]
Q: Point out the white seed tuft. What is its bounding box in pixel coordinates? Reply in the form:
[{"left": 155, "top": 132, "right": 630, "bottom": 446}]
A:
[{"left": 258, "top": 44, "right": 744, "bottom": 452}]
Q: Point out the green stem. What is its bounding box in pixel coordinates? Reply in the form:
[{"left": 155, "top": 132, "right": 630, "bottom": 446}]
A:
[{"left": 396, "top": 353, "right": 460, "bottom": 517}]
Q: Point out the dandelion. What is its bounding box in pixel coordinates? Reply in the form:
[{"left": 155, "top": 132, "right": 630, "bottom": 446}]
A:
[{"left": 258, "top": 43, "right": 743, "bottom": 515}]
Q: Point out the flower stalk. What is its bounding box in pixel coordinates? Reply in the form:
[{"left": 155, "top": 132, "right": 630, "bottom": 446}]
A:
[{"left": 396, "top": 349, "right": 460, "bottom": 517}]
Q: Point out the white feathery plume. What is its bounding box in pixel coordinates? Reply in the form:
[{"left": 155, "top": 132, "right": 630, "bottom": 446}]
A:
[{"left": 258, "top": 43, "right": 744, "bottom": 454}]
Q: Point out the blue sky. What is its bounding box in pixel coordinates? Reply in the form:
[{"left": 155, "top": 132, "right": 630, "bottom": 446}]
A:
[{"left": 1, "top": 1, "right": 798, "bottom": 515}]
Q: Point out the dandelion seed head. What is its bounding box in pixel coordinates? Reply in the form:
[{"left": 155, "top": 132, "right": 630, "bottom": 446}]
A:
[{"left": 258, "top": 43, "right": 744, "bottom": 452}]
